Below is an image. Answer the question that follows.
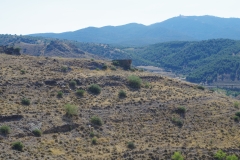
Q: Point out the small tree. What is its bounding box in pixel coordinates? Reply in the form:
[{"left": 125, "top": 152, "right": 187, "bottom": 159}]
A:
[
  {"left": 128, "top": 75, "right": 142, "bottom": 88},
  {"left": 64, "top": 104, "right": 78, "bottom": 117},
  {"left": 172, "top": 151, "right": 184, "bottom": 160},
  {"left": 57, "top": 91, "right": 63, "bottom": 98},
  {"left": 214, "top": 150, "right": 226, "bottom": 160}
]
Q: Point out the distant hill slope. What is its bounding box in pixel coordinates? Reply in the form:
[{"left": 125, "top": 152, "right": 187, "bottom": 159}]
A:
[
  {"left": 29, "top": 15, "right": 240, "bottom": 45},
  {"left": 132, "top": 39, "right": 240, "bottom": 84}
]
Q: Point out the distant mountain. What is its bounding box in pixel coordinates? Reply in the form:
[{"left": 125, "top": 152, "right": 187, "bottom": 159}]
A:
[{"left": 29, "top": 15, "right": 240, "bottom": 45}]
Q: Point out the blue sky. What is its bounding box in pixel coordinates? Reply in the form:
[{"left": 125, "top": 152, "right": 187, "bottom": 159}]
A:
[{"left": 0, "top": 0, "right": 239, "bottom": 35}]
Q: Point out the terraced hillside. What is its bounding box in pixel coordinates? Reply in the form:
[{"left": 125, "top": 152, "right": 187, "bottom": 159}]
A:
[{"left": 0, "top": 54, "right": 240, "bottom": 159}]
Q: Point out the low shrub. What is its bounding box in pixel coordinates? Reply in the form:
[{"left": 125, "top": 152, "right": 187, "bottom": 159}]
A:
[
  {"left": 197, "top": 85, "right": 205, "bottom": 90},
  {"left": 76, "top": 89, "right": 85, "bottom": 96},
  {"left": 127, "top": 142, "right": 135, "bottom": 149},
  {"left": 102, "top": 64, "right": 108, "bottom": 70},
  {"left": 32, "top": 129, "right": 42, "bottom": 137},
  {"left": 90, "top": 116, "right": 103, "bottom": 126},
  {"left": 214, "top": 150, "right": 226, "bottom": 160},
  {"left": 21, "top": 98, "right": 30, "bottom": 105},
  {"left": 112, "top": 60, "right": 119, "bottom": 66},
  {"left": 12, "top": 141, "right": 24, "bottom": 151},
  {"left": 235, "top": 112, "right": 240, "bottom": 117},
  {"left": 118, "top": 90, "right": 127, "bottom": 98},
  {"left": 92, "top": 137, "right": 97, "bottom": 145},
  {"left": 176, "top": 106, "right": 186, "bottom": 114},
  {"left": 90, "top": 132, "right": 95, "bottom": 137},
  {"left": 172, "top": 151, "right": 184, "bottom": 160},
  {"left": 69, "top": 80, "right": 77, "bottom": 88},
  {"left": 61, "top": 65, "right": 68, "bottom": 72},
  {"left": 172, "top": 117, "right": 183, "bottom": 127},
  {"left": 128, "top": 75, "right": 142, "bottom": 88},
  {"left": 110, "top": 66, "right": 117, "bottom": 70},
  {"left": 234, "top": 116, "right": 239, "bottom": 122},
  {"left": 64, "top": 104, "right": 78, "bottom": 117},
  {"left": 226, "top": 154, "right": 238, "bottom": 160},
  {"left": 20, "top": 70, "right": 25, "bottom": 74},
  {"left": 234, "top": 102, "right": 240, "bottom": 108},
  {"left": 0, "top": 125, "right": 10, "bottom": 135},
  {"left": 88, "top": 84, "right": 101, "bottom": 94},
  {"left": 57, "top": 91, "right": 63, "bottom": 98}
]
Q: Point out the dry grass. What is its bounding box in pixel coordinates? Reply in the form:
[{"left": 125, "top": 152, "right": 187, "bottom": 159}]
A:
[{"left": 0, "top": 54, "right": 239, "bottom": 159}]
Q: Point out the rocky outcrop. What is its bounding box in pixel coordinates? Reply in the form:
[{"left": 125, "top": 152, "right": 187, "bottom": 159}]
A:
[{"left": 43, "top": 123, "right": 79, "bottom": 134}]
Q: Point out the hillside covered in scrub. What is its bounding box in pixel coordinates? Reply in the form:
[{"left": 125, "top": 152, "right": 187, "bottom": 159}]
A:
[{"left": 0, "top": 53, "right": 240, "bottom": 159}]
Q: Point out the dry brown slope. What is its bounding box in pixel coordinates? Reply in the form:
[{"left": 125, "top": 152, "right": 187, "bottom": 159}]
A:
[{"left": 0, "top": 54, "right": 239, "bottom": 160}]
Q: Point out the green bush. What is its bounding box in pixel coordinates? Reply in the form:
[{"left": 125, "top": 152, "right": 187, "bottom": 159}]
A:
[
  {"left": 76, "top": 89, "right": 85, "bottom": 96},
  {"left": 172, "top": 151, "right": 184, "bottom": 160},
  {"left": 0, "top": 125, "right": 10, "bottom": 135},
  {"left": 12, "top": 141, "right": 24, "bottom": 151},
  {"left": 214, "top": 150, "right": 226, "bottom": 160},
  {"left": 197, "top": 85, "right": 205, "bottom": 90},
  {"left": 172, "top": 117, "right": 183, "bottom": 127},
  {"left": 226, "top": 155, "right": 238, "bottom": 160},
  {"left": 57, "top": 91, "right": 63, "bottom": 98},
  {"left": 21, "top": 98, "right": 30, "bottom": 105},
  {"left": 234, "top": 102, "right": 240, "bottom": 108},
  {"left": 96, "top": 68, "right": 100, "bottom": 71},
  {"left": 176, "top": 106, "right": 186, "bottom": 114},
  {"left": 128, "top": 75, "right": 142, "bottom": 88},
  {"left": 118, "top": 90, "right": 127, "bottom": 98},
  {"left": 32, "top": 129, "right": 42, "bottom": 137},
  {"left": 20, "top": 70, "right": 25, "bottom": 74},
  {"left": 90, "top": 132, "right": 95, "bottom": 137},
  {"left": 64, "top": 104, "right": 78, "bottom": 117},
  {"left": 90, "top": 116, "right": 103, "bottom": 126},
  {"left": 234, "top": 116, "right": 239, "bottom": 122},
  {"left": 102, "top": 64, "right": 108, "bottom": 70},
  {"left": 235, "top": 112, "right": 240, "bottom": 117},
  {"left": 92, "top": 137, "right": 97, "bottom": 145},
  {"left": 110, "top": 66, "right": 117, "bottom": 71},
  {"left": 69, "top": 80, "right": 77, "bottom": 88},
  {"left": 127, "top": 142, "right": 135, "bottom": 149},
  {"left": 61, "top": 65, "right": 68, "bottom": 72},
  {"left": 112, "top": 60, "right": 119, "bottom": 66},
  {"left": 88, "top": 84, "right": 101, "bottom": 94}
]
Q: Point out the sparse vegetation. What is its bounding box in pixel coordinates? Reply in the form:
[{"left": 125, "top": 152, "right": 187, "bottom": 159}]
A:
[
  {"left": 0, "top": 125, "right": 10, "bottom": 135},
  {"left": 21, "top": 98, "right": 30, "bottom": 105},
  {"left": 214, "top": 150, "right": 226, "bottom": 160},
  {"left": 76, "top": 89, "right": 85, "bottom": 96},
  {"left": 197, "top": 85, "right": 205, "bottom": 90},
  {"left": 32, "top": 129, "right": 42, "bottom": 137},
  {"left": 118, "top": 90, "right": 127, "bottom": 98},
  {"left": 128, "top": 75, "right": 142, "bottom": 88},
  {"left": 172, "top": 117, "right": 183, "bottom": 127},
  {"left": 69, "top": 80, "right": 77, "bottom": 88},
  {"left": 20, "top": 69, "right": 25, "bottom": 74},
  {"left": 172, "top": 151, "right": 184, "bottom": 160},
  {"left": 112, "top": 60, "right": 119, "bottom": 66},
  {"left": 110, "top": 66, "right": 117, "bottom": 70},
  {"left": 127, "top": 142, "right": 135, "bottom": 149},
  {"left": 233, "top": 115, "right": 239, "bottom": 122},
  {"left": 235, "top": 112, "right": 240, "bottom": 117},
  {"left": 88, "top": 84, "right": 101, "bottom": 94},
  {"left": 12, "top": 141, "right": 24, "bottom": 151},
  {"left": 64, "top": 104, "right": 78, "bottom": 117},
  {"left": 90, "top": 116, "right": 103, "bottom": 126}
]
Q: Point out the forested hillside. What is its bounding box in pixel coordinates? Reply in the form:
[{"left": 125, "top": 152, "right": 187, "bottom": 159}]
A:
[{"left": 132, "top": 39, "right": 240, "bottom": 83}]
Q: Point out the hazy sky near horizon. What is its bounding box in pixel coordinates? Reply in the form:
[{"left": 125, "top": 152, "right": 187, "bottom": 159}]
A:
[{"left": 1, "top": 0, "right": 240, "bottom": 35}]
